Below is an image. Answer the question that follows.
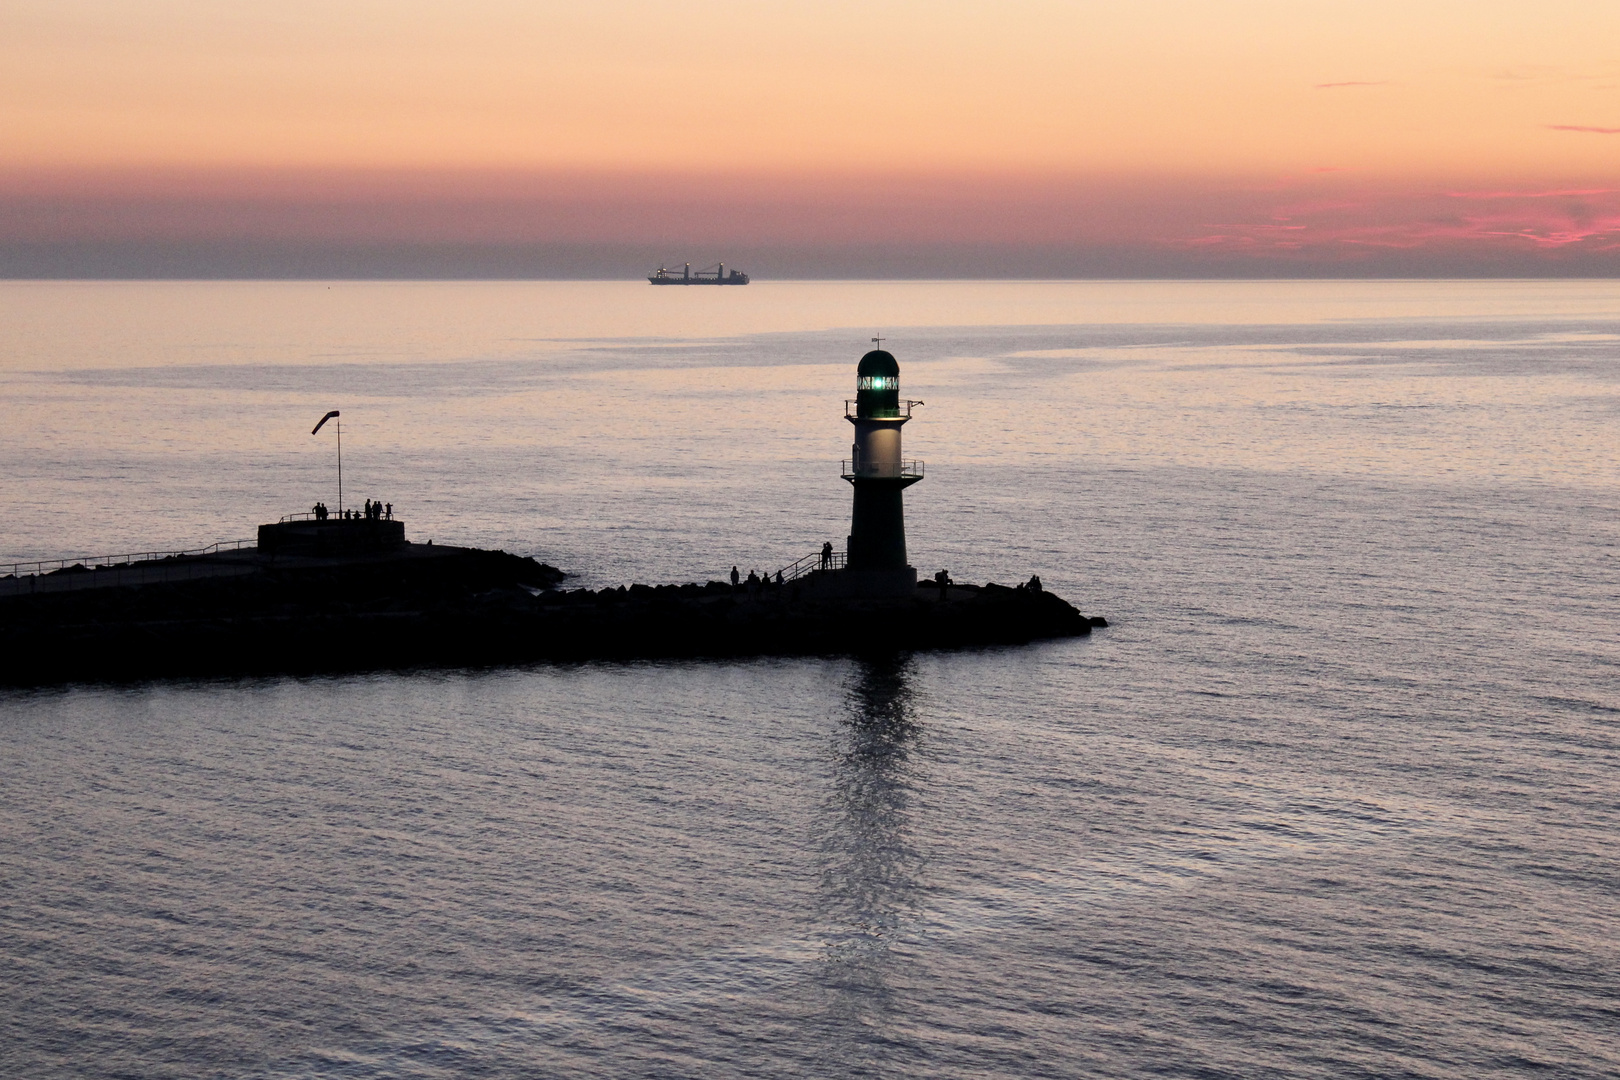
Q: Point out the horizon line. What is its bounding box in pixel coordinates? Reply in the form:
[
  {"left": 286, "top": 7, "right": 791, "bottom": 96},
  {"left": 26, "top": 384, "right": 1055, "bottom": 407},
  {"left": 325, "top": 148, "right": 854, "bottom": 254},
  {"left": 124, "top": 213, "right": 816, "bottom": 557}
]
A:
[{"left": 4, "top": 273, "right": 1618, "bottom": 282}]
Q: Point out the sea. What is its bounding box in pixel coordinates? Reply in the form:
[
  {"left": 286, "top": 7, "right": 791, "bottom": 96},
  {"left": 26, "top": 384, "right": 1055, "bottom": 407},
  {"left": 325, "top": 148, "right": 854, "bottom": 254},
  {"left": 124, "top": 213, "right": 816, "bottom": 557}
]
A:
[{"left": 1, "top": 280, "right": 1617, "bottom": 1079}]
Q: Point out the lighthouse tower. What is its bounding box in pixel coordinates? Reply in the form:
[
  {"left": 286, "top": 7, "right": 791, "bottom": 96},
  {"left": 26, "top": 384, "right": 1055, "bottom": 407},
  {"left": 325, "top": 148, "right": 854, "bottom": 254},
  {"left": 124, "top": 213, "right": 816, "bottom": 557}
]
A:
[{"left": 841, "top": 346, "right": 923, "bottom": 596}]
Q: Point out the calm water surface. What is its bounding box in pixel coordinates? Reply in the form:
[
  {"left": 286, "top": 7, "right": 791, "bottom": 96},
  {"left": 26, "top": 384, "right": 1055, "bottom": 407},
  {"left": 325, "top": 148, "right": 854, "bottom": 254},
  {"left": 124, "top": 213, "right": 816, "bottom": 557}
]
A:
[{"left": 1, "top": 281, "right": 1618, "bottom": 1078}]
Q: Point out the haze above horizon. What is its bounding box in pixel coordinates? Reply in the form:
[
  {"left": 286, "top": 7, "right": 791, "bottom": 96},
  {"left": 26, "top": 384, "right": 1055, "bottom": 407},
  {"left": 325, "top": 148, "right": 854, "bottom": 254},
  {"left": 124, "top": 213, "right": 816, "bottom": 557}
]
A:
[{"left": 4, "top": 1, "right": 1619, "bottom": 278}]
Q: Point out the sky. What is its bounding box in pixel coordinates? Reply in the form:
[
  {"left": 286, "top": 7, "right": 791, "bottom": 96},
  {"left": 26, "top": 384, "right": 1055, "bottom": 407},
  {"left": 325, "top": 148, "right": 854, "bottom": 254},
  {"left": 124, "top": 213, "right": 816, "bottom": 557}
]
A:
[{"left": 2, "top": 0, "right": 1618, "bottom": 277}]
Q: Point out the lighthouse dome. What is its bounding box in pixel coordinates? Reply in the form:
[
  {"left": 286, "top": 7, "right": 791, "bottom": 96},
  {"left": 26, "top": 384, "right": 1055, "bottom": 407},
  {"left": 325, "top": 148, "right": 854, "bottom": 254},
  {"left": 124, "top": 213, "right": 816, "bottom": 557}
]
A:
[{"left": 857, "top": 349, "right": 899, "bottom": 379}]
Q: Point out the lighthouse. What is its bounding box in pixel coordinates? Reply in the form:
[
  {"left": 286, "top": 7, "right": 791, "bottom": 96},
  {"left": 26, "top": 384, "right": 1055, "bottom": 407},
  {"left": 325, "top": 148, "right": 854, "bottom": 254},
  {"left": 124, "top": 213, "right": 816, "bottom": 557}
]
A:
[{"left": 840, "top": 345, "right": 923, "bottom": 596}]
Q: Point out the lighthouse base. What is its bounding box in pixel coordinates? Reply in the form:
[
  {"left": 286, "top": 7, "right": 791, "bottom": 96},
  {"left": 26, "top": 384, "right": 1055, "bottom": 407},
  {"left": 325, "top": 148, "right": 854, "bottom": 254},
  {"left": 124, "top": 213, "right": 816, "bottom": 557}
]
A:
[{"left": 798, "top": 566, "right": 917, "bottom": 599}]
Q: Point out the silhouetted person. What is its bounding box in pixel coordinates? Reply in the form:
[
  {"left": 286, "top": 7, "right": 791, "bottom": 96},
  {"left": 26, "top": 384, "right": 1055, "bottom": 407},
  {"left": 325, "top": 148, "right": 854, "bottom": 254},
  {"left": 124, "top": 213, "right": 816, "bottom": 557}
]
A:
[
  {"left": 385, "top": 503, "right": 392, "bottom": 520},
  {"left": 731, "top": 565, "right": 740, "bottom": 590},
  {"left": 1027, "top": 574, "right": 1042, "bottom": 593},
  {"left": 820, "top": 541, "right": 833, "bottom": 570},
  {"left": 934, "top": 569, "right": 952, "bottom": 600},
  {"left": 775, "top": 570, "right": 784, "bottom": 585}
]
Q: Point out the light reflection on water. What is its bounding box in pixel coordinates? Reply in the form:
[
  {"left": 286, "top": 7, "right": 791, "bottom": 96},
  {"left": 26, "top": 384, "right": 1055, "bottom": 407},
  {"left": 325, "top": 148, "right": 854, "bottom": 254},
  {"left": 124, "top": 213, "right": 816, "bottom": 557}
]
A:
[{"left": 815, "top": 657, "right": 925, "bottom": 1063}]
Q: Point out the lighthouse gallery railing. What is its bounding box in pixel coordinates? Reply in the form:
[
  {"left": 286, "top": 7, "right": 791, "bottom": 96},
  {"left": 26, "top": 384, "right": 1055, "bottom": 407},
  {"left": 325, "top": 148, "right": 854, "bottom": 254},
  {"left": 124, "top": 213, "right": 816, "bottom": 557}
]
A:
[
  {"left": 840, "top": 459, "right": 924, "bottom": 480},
  {"left": 845, "top": 399, "right": 923, "bottom": 419}
]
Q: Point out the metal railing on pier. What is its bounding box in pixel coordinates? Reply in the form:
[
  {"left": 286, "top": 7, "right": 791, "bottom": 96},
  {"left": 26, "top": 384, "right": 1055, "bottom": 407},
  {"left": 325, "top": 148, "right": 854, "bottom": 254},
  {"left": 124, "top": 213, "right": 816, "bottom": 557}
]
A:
[
  {"left": 280, "top": 511, "right": 395, "bottom": 523},
  {"left": 0, "top": 539, "right": 257, "bottom": 596},
  {"left": 840, "top": 459, "right": 924, "bottom": 480},
  {"left": 775, "top": 548, "right": 847, "bottom": 583}
]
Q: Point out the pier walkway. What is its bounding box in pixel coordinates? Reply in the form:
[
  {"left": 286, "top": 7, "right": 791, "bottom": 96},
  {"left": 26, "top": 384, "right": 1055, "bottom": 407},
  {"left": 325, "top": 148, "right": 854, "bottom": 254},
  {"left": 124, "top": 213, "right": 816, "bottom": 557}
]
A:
[{"left": 0, "top": 542, "right": 261, "bottom": 599}]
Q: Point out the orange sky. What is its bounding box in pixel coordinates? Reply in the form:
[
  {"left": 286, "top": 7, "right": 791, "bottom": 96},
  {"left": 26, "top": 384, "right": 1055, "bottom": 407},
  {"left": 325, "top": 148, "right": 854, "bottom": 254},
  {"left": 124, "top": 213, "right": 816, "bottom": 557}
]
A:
[{"left": 2, "top": 1, "right": 1618, "bottom": 275}]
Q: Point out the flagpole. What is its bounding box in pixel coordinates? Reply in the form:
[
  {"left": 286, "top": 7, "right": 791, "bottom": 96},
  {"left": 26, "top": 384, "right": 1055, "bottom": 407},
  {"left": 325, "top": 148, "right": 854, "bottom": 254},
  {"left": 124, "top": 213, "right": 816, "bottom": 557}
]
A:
[{"left": 311, "top": 410, "right": 343, "bottom": 516}]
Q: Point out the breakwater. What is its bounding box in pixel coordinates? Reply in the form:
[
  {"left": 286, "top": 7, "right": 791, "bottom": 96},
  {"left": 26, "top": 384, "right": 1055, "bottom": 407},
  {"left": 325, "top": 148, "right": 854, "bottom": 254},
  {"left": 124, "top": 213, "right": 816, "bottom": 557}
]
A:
[{"left": 0, "top": 542, "right": 1099, "bottom": 685}]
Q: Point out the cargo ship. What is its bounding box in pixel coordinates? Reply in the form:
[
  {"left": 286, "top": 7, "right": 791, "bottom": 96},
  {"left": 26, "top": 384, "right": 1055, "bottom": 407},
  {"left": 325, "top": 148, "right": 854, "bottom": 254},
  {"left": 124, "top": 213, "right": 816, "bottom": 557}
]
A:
[{"left": 649, "top": 262, "right": 750, "bottom": 285}]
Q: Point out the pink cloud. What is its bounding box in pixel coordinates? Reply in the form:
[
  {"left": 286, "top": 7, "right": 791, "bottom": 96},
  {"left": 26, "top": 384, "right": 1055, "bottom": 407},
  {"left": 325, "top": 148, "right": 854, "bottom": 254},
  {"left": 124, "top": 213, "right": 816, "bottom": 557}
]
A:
[
  {"left": 1162, "top": 183, "right": 1620, "bottom": 260},
  {"left": 1271, "top": 199, "right": 1366, "bottom": 215},
  {"left": 1446, "top": 188, "right": 1616, "bottom": 199},
  {"left": 1314, "top": 81, "right": 1386, "bottom": 89},
  {"left": 1547, "top": 125, "right": 1620, "bottom": 134}
]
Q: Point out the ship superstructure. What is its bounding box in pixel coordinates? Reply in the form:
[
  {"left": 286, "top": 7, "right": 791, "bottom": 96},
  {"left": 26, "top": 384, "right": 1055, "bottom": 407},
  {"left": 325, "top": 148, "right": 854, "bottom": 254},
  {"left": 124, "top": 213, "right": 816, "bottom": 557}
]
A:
[{"left": 648, "top": 262, "right": 750, "bottom": 285}]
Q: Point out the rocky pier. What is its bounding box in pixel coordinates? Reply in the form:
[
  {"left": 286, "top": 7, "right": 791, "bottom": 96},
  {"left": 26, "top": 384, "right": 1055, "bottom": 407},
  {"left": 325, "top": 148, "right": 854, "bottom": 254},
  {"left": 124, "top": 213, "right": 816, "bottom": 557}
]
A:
[{"left": 0, "top": 540, "right": 1103, "bottom": 686}]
